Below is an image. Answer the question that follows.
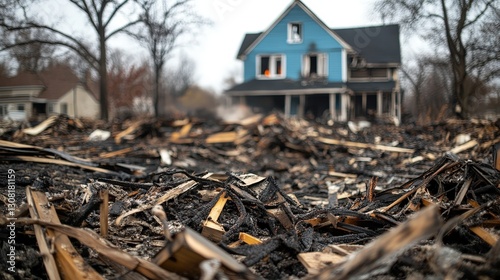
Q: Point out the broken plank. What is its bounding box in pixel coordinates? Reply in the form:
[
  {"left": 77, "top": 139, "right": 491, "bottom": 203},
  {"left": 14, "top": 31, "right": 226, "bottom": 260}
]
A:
[
  {"left": 153, "top": 227, "right": 256, "bottom": 279},
  {"left": 26, "top": 187, "right": 62, "bottom": 280},
  {"left": 100, "top": 190, "right": 109, "bottom": 238},
  {"left": 202, "top": 191, "right": 230, "bottom": 242},
  {"left": 298, "top": 252, "right": 345, "bottom": 275},
  {"left": 115, "top": 174, "right": 213, "bottom": 226},
  {"left": 317, "top": 206, "right": 443, "bottom": 280},
  {"left": 205, "top": 130, "right": 248, "bottom": 144},
  {"left": 18, "top": 218, "right": 179, "bottom": 280},
  {"left": 28, "top": 189, "right": 104, "bottom": 280},
  {"left": 449, "top": 139, "right": 478, "bottom": 154},
  {"left": 114, "top": 120, "right": 144, "bottom": 144},
  {"left": 470, "top": 226, "right": 498, "bottom": 246},
  {"left": 239, "top": 232, "right": 263, "bottom": 245},
  {"left": 317, "top": 137, "right": 415, "bottom": 153},
  {"left": 99, "top": 147, "right": 134, "bottom": 159},
  {"left": 4, "top": 155, "right": 118, "bottom": 174},
  {"left": 22, "top": 115, "right": 58, "bottom": 135}
]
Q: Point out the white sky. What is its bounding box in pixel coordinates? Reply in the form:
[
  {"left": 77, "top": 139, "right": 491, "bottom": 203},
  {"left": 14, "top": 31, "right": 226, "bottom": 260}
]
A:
[{"left": 181, "top": 0, "right": 385, "bottom": 93}]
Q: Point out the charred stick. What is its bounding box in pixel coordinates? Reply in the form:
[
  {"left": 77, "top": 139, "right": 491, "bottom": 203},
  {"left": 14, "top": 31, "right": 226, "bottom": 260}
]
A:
[
  {"left": 98, "top": 178, "right": 153, "bottom": 190},
  {"left": 65, "top": 191, "right": 101, "bottom": 226}
]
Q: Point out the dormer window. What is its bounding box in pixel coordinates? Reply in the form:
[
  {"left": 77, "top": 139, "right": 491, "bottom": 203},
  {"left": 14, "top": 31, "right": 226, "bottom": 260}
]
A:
[
  {"left": 288, "top": 22, "right": 302, "bottom": 44},
  {"left": 257, "top": 54, "right": 285, "bottom": 79}
]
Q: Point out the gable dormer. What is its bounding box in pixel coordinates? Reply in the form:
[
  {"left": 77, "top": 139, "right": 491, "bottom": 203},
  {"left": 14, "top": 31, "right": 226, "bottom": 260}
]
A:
[{"left": 238, "top": 1, "right": 353, "bottom": 82}]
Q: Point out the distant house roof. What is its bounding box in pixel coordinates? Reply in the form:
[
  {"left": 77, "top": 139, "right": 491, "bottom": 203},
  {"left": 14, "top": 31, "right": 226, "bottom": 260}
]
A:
[
  {"left": 0, "top": 64, "right": 99, "bottom": 101},
  {"left": 227, "top": 79, "right": 396, "bottom": 94},
  {"left": 237, "top": 24, "right": 401, "bottom": 65},
  {"left": 0, "top": 71, "right": 44, "bottom": 87}
]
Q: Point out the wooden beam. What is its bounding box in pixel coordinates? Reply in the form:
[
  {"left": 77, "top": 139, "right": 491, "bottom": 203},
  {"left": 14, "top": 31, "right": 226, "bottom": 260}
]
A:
[
  {"left": 318, "top": 137, "right": 414, "bottom": 153},
  {"left": 99, "top": 190, "right": 109, "bottom": 238},
  {"left": 27, "top": 189, "right": 104, "bottom": 280}
]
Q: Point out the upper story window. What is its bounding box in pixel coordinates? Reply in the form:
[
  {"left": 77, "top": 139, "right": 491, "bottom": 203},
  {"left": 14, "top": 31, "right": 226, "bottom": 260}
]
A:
[
  {"left": 257, "top": 54, "right": 285, "bottom": 79},
  {"left": 350, "top": 68, "right": 389, "bottom": 80},
  {"left": 288, "top": 22, "right": 302, "bottom": 44},
  {"left": 303, "top": 53, "right": 328, "bottom": 78}
]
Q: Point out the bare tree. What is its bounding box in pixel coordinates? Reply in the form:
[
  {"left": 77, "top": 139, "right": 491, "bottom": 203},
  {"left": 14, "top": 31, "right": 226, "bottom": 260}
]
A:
[
  {"left": 375, "top": 0, "right": 500, "bottom": 118},
  {"left": 10, "top": 29, "right": 56, "bottom": 73},
  {"left": 0, "top": 0, "right": 143, "bottom": 120},
  {"left": 129, "top": 0, "right": 207, "bottom": 117}
]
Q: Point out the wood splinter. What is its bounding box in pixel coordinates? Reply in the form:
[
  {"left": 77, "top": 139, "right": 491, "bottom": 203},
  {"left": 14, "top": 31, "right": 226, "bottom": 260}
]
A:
[
  {"left": 151, "top": 205, "right": 172, "bottom": 241},
  {"left": 202, "top": 191, "right": 230, "bottom": 243}
]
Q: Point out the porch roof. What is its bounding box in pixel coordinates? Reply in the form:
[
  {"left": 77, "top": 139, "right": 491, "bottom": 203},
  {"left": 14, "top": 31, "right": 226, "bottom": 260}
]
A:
[{"left": 226, "top": 79, "right": 396, "bottom": 95}]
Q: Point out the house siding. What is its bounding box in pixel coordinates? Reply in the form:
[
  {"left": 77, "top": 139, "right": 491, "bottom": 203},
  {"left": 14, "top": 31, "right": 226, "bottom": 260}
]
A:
[
  {"left": 57, "top": 85, "right": 99, "bottom": 118},
  {"left": 243, "top": 4, "right": 344, "bottom": 82}
]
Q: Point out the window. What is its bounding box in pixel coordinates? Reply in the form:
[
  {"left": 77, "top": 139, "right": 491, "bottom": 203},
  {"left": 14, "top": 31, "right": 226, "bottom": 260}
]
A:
[
  {"left": 303, "top": 53, "right": 327, "bottom": 77},
  {"left": 350, "top": 68, "right": 389, "bottom": 80},
  {"left": 257, "top": 55, "right": 285, "bottom": 79},
  {"left": 0, "top": 105, "right": 7, "bottom": 116},
  {"left": 47, "top": 103, "right": 55, "bottom": 113},
  {"left": 60, "top": 103, "right": 68, "bottom": 114},
  {"left": 288, "top": 22, "right": 302, "bottom": 43},
  {"left": 17, "top": 104, "right": 25, "bottom": 111}
]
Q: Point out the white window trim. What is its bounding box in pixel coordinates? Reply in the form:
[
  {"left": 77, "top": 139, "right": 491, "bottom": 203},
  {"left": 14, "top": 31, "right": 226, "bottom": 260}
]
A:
[
  {"left": 256, "top": 54, "right": 286, "bottom": 79},
  {"left": 302, "top": 53, "right": 328, "bottom": 78},
  {"left": 287, "top": 22, "right": 303, "bottom": 44}
]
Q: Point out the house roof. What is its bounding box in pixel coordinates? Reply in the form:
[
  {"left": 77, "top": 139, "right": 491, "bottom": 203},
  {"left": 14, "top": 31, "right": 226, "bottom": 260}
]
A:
[
  {"left": 237, "top": 24, "right": 401, "bottom": 65},
  {"left": 226, "top": 79, "right": 396, "bottom": 94},
  {"left": 238, "top": 0, "right": 353, "bottom": 59},
  {"left": 0, "top": 71, "right": 45, "bottom": 87},
  {"left": 333, "top": 25, "right": 401, "bottom": 64},
  {"left": 0, "top": 64, "right": 99, "bottom": 101},
  {"left": 235, "top": 2, "right": 401, "bottom": 65},
  {"left": 37, "top": 65, "right": 80, "bottom": 100}
]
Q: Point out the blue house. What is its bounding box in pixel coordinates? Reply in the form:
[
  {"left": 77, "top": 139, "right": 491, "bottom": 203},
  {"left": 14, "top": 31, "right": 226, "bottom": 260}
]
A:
[{"left": 225, "top": 0, "right": 402, "bottom": 122}]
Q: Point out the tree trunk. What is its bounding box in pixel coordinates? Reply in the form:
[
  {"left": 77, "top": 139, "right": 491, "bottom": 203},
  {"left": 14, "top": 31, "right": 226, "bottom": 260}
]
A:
[
  {"left": 154, "top": 65, "right": 161, "bottom": 117},
  {"left": 99, "top": 31, "right": 108, "bottom": 121}
]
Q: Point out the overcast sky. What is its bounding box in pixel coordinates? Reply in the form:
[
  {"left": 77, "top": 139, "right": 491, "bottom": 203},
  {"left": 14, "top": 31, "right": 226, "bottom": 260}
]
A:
[{"left": 176, "top": 0, "right": 384, "bottom": 93}]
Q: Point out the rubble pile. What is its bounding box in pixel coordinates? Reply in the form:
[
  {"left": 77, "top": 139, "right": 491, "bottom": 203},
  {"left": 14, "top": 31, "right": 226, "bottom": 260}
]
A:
[{"left": 0, "top": 113, "right": 499, "bottom": 279}]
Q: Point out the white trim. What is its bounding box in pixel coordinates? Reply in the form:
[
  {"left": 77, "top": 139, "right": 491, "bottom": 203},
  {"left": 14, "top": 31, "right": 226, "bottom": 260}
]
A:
[
  {"left": 256, "top": 54, "right": 286, "bottom": 79},
  {"left": 227, "top": 87, "right": 347, "bottom": 96},
  {"left": 342, "top": 49, "right": 347, "bottom": 82},
  {"left": 240, "top": 1, "right": 353, "bottom": 58}
]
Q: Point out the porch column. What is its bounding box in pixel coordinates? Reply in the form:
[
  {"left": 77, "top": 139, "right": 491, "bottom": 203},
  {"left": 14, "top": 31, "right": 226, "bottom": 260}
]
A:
[
  {"left": 329, "top": 93, "right": 336, "bottom": 120},
  {"left": 377, "top": 90, "right": 383, "bottom": 116},
  {"left": 391, "top": 91, "right": 396, "bottom": 117},
  {"left": 341, "top": 94, "right": 348, "bottom": 122},
  {"left": 285, "top": 94, "right": 291, "bottom": 117},
  {"left": 362, "top": 93, "right": 367, "bottom": 112},
  {"left": 397, "top": 91, "right": 402, "bottom": 122},
  {"left": 299, "top": 95, "right": 305, "bottom": 118}
]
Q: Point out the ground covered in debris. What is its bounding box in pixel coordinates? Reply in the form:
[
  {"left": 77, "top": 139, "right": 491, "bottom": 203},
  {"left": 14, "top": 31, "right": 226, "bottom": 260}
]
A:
[{"left": 0, "top": 114, "right": 499, "bottom": 280}]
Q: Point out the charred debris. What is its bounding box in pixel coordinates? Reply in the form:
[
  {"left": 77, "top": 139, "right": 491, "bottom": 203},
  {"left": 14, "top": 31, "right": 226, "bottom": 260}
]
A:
[{"left": 0, "top": 113, "right": 499, "bottom": 279}]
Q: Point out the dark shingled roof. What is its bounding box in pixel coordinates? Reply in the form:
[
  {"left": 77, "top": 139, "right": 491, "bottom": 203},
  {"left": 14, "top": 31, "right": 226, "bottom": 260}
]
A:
[
  {"left": 333, "top": 24, "right": 401, "bottom": 64},
  {"left": 236, "top": 24, "right": 401, "bottom": 64},
  {"left": 237, "top": 33, "right": 262, "bottom": 59},
  {"left": 227, "top": 79, "right": 395, "bottom": 93}
]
